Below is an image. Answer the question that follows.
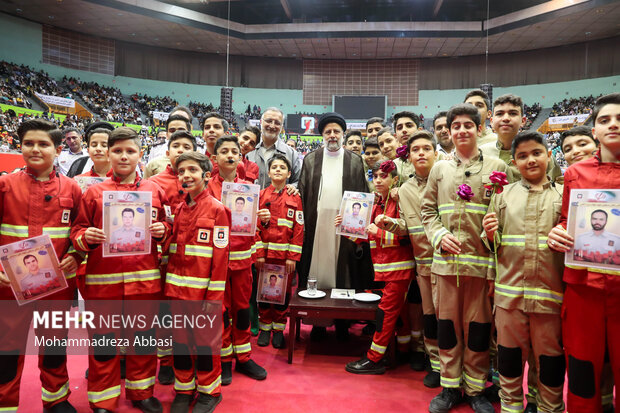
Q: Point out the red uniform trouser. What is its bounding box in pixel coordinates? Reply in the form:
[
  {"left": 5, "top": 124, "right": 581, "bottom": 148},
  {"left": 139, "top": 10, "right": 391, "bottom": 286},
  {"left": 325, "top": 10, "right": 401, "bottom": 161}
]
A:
[
  {"left": 0, "top": 298, "right": 72, "bottom": 411},
  {"left": 496, "top": 307, "right": 565, "bottom": 413},
  {"left": 156, "top": 301, "right": 173, "bottom": 367},
  {"left": 86, "top": 294, "right": 159, "bottom": 411},
  {"left": 563, "top": 278, "right": 620, "bottom": 413},
  {"left": 435, "top": 276, "right": 491, "bottom": 396},
  {"left": 172, "top": 315, "right": 222, "bottom": 397},
  {"left": 418, "top": 274, "right": 440, "bottom": 373},
  {"left": 367, "top": 279, "right": 411, "bottom": 363},
  {"left": 221, "top": 268, "right": 253, "bottom": 363}
]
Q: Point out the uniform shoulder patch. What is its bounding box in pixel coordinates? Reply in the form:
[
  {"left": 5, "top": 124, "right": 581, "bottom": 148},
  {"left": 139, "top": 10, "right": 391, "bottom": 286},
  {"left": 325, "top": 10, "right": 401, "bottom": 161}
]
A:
[
  {"left": 213, "top": 226, "right": 229, "bottom": 248},
  {"left": 295, "top": 210, "right": 304, "bottom": 225}
]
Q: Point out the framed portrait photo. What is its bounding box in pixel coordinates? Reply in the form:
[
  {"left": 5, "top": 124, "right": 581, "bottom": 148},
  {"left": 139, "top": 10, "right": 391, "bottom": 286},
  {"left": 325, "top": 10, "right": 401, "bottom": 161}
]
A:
[
  {"left": 336, "top": 191, "right": 375, "bottom": 239},
  {"left": 222, "top": 182, "right": 259, "bottom": 236},
  {"left": 257, "top": 263, "right": 288, "bottom": 305},
  {"left": 102, "top": 191, "right": 152, "bottom": 257},
  {"left": 0, "top": 235, "right": 67, "bottom": 305},
  {"left": 566, "top": 189, "right": 620, "bottom": 272}
]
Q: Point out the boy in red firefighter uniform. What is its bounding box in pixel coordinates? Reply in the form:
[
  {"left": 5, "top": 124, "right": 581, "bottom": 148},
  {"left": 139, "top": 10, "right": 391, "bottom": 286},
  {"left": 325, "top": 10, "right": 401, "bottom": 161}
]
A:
[
  {"left": 237, "top": 126, "right": 261, "bottom": 184},
  {"left": 206, "top": 135, "right": 267, "bottom": 385},
  {"left": 0, "top": 119, "right": 82, "bottom": 413},
  {"left": 343, "top": 159, "right": 415, "bottom": 374},
  {"left": 548, "top": 92, "right": 620, "bottom": 413},
  {"left": 421, "top": 104, "right": 508, "bottom": 413},
  {"left": 483, "top": 131, "right": 565, "bottom": 413},
  {"left": 391, "top": 130, "right": 442, "bottom": 388},
  {"left": 165, "top": 152, "right": 229, "bottom": 413},
  {"left": 255, "top": 154, "right": 304, "bottom": 349},
  {"left": 71, "top": 127, "right": 171, "bottom": 413},
  {"left": 149, "top": 131, "right": 198, "bottom": 214},
  {"left": 149, "top": 130, "right": 198, "bottom": 385}
]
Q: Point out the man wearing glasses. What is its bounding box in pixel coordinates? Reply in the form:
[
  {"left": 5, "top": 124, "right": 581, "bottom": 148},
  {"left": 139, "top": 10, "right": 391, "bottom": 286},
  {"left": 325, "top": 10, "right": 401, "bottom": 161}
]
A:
[{"left": 246, "top": 107, "right": 301, "bottom": 189}]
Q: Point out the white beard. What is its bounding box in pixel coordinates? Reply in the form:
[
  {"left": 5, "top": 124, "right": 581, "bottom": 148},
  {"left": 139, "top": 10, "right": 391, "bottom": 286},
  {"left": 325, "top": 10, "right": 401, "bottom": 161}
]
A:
[{"left": 326, "top": 141, "right": 341, "bottom": 152}]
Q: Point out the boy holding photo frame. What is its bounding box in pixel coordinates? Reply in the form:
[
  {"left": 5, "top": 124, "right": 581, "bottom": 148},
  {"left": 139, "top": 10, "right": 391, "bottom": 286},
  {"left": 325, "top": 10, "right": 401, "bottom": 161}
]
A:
[
  {"left": 71, "top": 127, "right": 170, "bottom": 413},
  {"left": 0, "top": 119, "right": 82, "bottom": 413},
  {"left": 547, "top": 93, "right": 620, "bottom": 413},
  {"left": 206, "top": 135, "right": 267, "bottom": 385},
  {"left": 255, "top": 154, "right": 304, "bottom": 349}
]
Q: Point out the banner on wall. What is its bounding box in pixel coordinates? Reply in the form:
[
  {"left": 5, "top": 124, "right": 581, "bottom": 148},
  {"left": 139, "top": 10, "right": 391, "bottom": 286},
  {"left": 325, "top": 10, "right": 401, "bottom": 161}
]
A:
[
  {"left": 34, "top": 93, "right": 75, "bottom": 108},
  {"left": 346, "top": 122, "right": 366, "bottom": 130},
  {"left": 548, "top": 114, "right": 590, "bottom": 125},
  {"left": 152, "top": 111, "right": 170, "bottom": 121},
  {"left": 248, "top": 119, "right": 260, "bottom": 127}
]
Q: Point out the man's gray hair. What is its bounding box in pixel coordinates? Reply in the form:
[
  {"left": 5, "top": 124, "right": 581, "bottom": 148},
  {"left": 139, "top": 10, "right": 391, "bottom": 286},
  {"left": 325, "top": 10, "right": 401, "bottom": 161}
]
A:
[{"left": 261, "top": 107, "right": 285, "bottom": 120}]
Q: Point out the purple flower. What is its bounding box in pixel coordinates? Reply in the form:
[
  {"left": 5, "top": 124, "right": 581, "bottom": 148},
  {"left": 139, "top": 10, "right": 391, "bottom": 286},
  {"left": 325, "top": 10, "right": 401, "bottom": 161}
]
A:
[
  {"left": 396, "top": 145, "right": 408, "bottom": 160},
  {"left": 457, "top": 184, "right": 474, "bottom": 202}
]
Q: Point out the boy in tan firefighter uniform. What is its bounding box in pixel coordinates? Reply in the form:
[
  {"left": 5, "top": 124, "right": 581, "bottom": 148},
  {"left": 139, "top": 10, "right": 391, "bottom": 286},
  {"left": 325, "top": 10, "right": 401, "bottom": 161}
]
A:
[
  {"left": 482, "top": 131, "right": 565, "bottom": 413},
  {"left": 421, "top": 103, "right": 508, "bottom": 413}
]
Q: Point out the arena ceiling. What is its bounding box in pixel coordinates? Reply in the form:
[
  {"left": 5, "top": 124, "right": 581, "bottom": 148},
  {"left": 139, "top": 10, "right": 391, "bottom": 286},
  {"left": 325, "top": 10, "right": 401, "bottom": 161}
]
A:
[{"left": 1, "top": 0, "right": 619, "bottom": 59}]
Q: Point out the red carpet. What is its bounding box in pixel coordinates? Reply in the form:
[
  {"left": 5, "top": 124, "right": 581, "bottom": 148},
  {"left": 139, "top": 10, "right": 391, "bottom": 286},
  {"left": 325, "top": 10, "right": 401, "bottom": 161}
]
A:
[{"left": 20, "top": 324, "right": 505, "bottom": 413}]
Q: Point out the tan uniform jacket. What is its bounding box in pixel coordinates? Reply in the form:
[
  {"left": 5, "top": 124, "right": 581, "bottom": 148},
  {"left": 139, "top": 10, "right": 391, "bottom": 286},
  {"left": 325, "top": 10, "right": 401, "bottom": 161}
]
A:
[
  {"left": 144, "top": 157, "right": 171, "bottom": 179},
  {"left": 421, "top": 151, "right": 508, "bottom": 278},
  {"left": 398, "top": 174, "right": 434, "bottom": 277},
  {"left": 477, "top": 127, "right": 497, "bottom": 147},
  {"left": 480, "top": 140, "right": 562, "bottom": 184},
  {"left": 485, "top": 180, "right": 564, "bottom": 314},
  {"left": 394, "top": 158, "right": 415, "bottom": 186}
]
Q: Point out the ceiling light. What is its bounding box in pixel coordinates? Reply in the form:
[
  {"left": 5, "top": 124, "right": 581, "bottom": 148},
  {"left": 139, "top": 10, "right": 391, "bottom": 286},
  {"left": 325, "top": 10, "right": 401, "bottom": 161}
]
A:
[{"left": 48, "top": 15, "right": 54, "bottom": 19}]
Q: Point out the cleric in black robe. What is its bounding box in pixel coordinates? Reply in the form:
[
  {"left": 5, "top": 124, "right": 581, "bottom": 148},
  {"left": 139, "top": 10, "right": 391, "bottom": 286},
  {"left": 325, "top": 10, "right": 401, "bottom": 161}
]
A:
[{"left": 298, "top": 112, "right": 374, "bottom": 293}]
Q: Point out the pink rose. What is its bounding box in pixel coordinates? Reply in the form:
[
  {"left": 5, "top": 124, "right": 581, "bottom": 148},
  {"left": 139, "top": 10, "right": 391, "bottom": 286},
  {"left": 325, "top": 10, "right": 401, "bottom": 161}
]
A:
[
  {"left": 489, "top": 171, "right": 509, "bottom": 187},
  {"left": 457, "top": 184, "right": 474, "bottom": 202}
]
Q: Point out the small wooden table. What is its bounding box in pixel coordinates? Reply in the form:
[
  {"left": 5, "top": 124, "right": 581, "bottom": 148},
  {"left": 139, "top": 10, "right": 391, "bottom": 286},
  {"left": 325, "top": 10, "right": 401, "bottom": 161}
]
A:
[{"left": 287, "top": 290, "right": 379, "bottom": 364}]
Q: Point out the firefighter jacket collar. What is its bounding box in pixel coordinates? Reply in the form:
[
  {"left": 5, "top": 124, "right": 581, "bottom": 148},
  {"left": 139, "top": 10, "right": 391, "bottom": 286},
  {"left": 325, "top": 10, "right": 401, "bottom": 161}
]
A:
[
  {"left": 518, "top": 178, "right": 553, "bottom": 191},
  {"left": 25, "top": 166, "right": 58, "bottom": 181},
  {"left": 111, "top": 173, "right": 141, "bottom": 185},
  {"left": 453, "top": 149, "right": 483, "bottom": 166}
]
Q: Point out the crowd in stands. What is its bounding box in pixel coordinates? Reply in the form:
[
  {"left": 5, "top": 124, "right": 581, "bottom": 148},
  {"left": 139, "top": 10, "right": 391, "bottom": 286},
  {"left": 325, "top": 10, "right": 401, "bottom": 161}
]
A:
[
  {"left": 0, "top": 78, "right": 30, "bottom": 108},
  {"left": 64, "top": 76, "right": 142, "bottom": 124},
  {"left": 243, "top": 104, "right": 262, "bottom": 122},
  {"left": 131, "top": 93, "right": 177, "bottom": 121},
  {"left": 1, "top": 61, "right": 65, "bottom": 97},
  {"left": 188, "top": 101, "right": 216, "bottom": 120},
  {"left": 550, "top": 94, "right": 600, "bottom": 117},
  {"left": 544, "top": 131, "right": 568, "bottom": 169},
  {"left": 290, "top": 138, "right": 322, "bottom": 155},
  {"left": 523, "top": 102, "right": 541, "bottom": 129}
]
